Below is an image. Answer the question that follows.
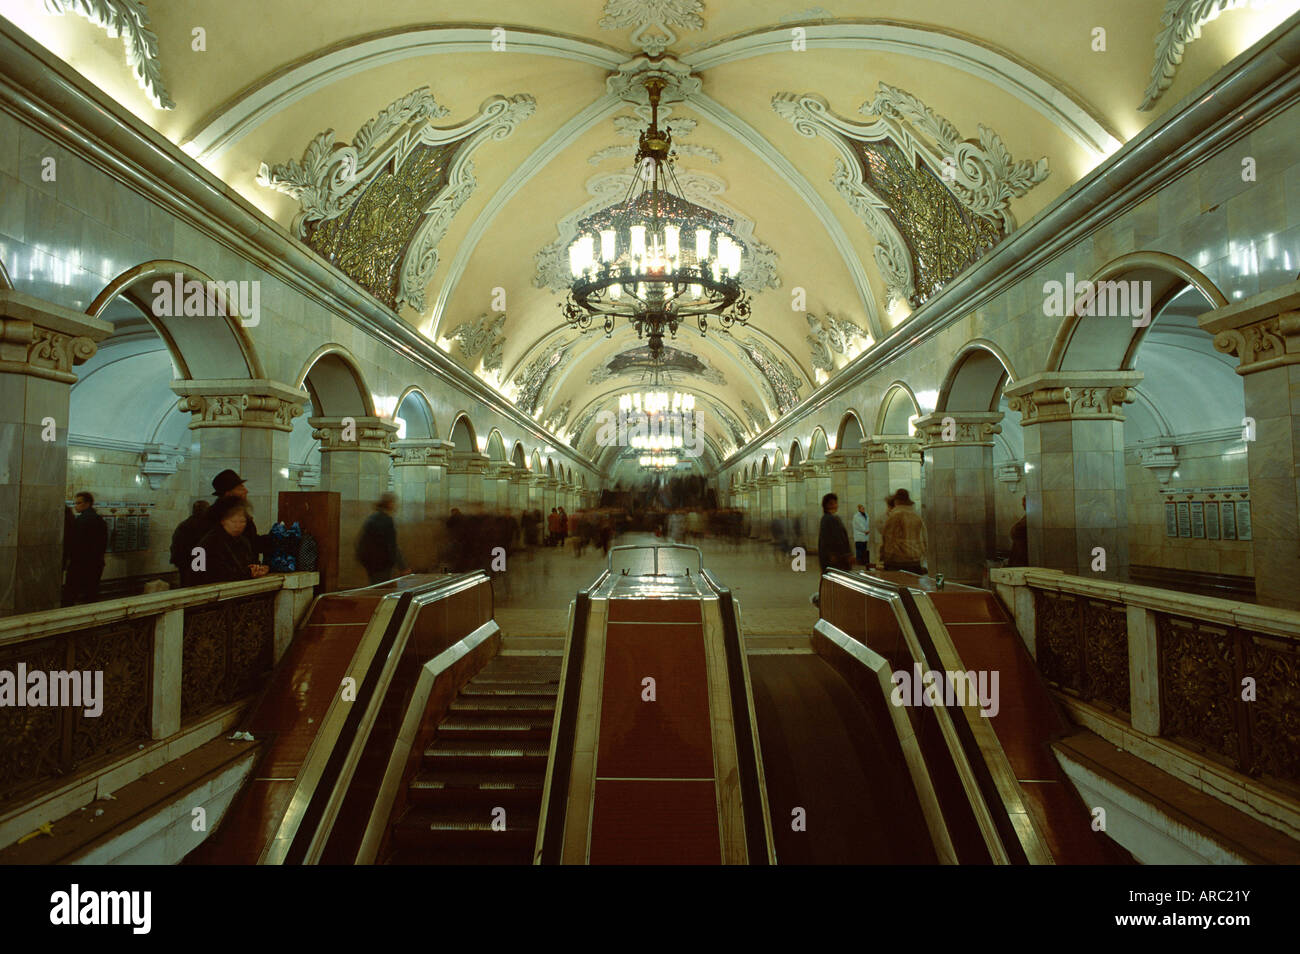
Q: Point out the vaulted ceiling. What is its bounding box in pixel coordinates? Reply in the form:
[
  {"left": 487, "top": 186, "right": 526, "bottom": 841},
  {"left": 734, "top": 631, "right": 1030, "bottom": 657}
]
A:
[{"left": 9, "top": 0, "right": 1295, "bottom": 473}]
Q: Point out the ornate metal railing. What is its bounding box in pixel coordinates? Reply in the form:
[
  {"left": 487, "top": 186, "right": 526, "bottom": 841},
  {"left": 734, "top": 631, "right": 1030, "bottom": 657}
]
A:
[
  {"left": 0, "top": 573, "right": 316, "bottom": 804},
  {"left": 1032, "top": 589, "right": 1131, "bottom": 713}
]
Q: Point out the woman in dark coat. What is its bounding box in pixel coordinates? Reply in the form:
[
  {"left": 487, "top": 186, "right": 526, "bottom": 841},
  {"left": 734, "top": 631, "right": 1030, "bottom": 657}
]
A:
[{"left": 194, "top": 497, "right": 269, "bottom": 584}]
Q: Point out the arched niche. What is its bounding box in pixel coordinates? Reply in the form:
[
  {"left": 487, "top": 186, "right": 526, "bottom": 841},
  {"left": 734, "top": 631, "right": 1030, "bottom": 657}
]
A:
[
  {"left": 89, "top": 261, "right": 263, "bottom": 380},
  {"left": 937, "top": 341, "right": 1017, "bottom": 413},
  {"left": 788, "top": 440, "right": 804, "bottom": 465},
  {"left": 448, "top": 413, "right": 478, "bottom": 454},
  {"left": 395, "top": 388, "right": 437, "bottom": 440},
  {"left": 809, "top": 427, "right": 829, "bottom": 459},
  {"left": 512, "top": 442, "right": 527, "bottom": 469},
  {"left": 485, "top": 428, "right": 507, "bottom": 461},
  {"left": 877, "top": 383, "right": 921, "bottom": 435},
  {"left": 296, "top": 346, "right": 375, "bottom": 418},
  {"left": 837, "top": 410, "right": 865, "bottom": 450}
]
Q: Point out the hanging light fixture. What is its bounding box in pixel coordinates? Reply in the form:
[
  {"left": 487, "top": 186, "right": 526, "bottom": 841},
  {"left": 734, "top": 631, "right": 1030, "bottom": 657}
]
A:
[
  {"left": 561, "top": 77, "right": 751, "bottom": 357},
  {"left": 638, "top": 453, "right": 679, "bottom": 470},
  {"left": 616, "top": 346, "right": 696, "bottom": 441}
]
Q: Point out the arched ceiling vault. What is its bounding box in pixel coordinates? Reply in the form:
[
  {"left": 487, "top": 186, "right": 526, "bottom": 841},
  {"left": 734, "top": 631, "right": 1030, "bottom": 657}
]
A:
[{"left": 16, "top": 0, "right": 1295, "bottom": 473}]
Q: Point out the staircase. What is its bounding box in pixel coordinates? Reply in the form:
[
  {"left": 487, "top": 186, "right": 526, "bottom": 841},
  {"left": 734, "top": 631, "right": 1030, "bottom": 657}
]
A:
[{"left": 387, "top": 652, "right": 561, "bottom": 864}]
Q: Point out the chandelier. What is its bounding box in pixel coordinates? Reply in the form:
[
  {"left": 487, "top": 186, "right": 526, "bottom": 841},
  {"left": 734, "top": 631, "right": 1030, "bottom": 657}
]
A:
[
  {"left": 561, "top": 77, "right": 751, "bottom": 356},
  {"left": 615, "top": 345, "right": 696, "bottom": 444},
  {"left": 639, "top": 453, "right": 679, "bottom": 470}
]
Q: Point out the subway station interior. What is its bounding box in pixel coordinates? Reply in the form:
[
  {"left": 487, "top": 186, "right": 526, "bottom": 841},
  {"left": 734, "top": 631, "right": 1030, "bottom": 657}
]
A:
[{"left": 2, "top": 1, "right": 1300, "bottom": 880}]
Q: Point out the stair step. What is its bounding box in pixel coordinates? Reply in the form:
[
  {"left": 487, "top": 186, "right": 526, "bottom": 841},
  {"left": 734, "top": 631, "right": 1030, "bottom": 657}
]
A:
[
  {"left": 411, "top": 769, "right": 544, "bottom": 793},
  {"left": 439, "top": 715, "right": 553, "bottom": 735},
  {"left": 459, "top": 685, "right": 558, "bottom": 697},
  {"left": 450, "top": 697, "right": 555, "bottom": 713},
  {"left": 423, "top": 741, "right": 549, "bottom": 771}
]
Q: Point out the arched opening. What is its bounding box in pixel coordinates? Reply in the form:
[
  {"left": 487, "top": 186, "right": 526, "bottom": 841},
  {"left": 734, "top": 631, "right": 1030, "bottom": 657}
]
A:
[
  {"left": 512, "top": 442, "right": 527, "bottom": 469},
  {"left": 836, "top": 411, "right": 865, "bottom": 450},
  {"left": 394, "top": 388, "right": 437, "bottom": 440},
  {"left": 449, "top": 413, "right": 478, "bottom": 454},
  {"left": 485, "top": 429, "right": 507, "bottom": 461},
  {"left": 788, "top": 440, "right": 803, "bottom": 465},
  {"left": 809, "top": 428, "right": 829, "bottom": 459},
  {"left": 877, "top": 384, "right": 921, "bottom": 435}
]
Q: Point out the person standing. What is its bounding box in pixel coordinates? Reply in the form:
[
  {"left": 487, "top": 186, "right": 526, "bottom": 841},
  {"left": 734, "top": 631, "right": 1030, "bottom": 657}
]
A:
[
  {"left": 193, "top": 497, "right": 269, "bottom": 584},
  {"left": 852, "top": 503, "right": 869, "bottom": 565},
  {"left": 817, "top": 493, "right": 853, "bottom": 575},
  {"left": 209, "top": 469, "right": 269, "bottom": 568},
  {"left": 64, "top": 491, "right": 108, "bottom": 604},
  {"left": 357, "top": 493, "right": 408, "bottom": 585},
  {"left": 557, "top": 506, "right": 568, "bottom": 548},
  {"left": 881, "top": 488, "right": 927, "bottom": 574},
  {"left": 171, "top": 499, "right": 211, "bottom": 586}
]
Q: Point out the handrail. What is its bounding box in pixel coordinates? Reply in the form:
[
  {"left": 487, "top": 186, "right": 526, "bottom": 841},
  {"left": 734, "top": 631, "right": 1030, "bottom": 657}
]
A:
[
  {"left": 0, "top": 572, "right": 318, "bottom": 646},
  {"left": 537, "top": 570, "right": 608, "bottom": 864},
  {"left": 281, "top": 573, "right": 491, "bottom": 864},
  {"left": 701, "top": 569, "right": 774, "bottom": 864},
  {"left": 606, "top": 543, "right": 703, "bottom": 576}
]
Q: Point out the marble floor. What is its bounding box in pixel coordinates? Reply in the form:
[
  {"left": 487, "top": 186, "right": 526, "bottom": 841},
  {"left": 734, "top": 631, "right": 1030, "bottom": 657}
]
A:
[{"left": 494, "top": 532, "right": 818, "bottom": 639}]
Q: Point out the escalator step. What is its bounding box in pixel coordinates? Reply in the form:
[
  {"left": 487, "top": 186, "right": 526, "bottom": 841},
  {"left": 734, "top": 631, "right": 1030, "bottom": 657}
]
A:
[
  {"left": 458, "top": 685, "right": 558, "bottom": 697},
  {"left": 439, "top": 715, "right": 554, "bottom": 736},
  {"left": 449, "top": 697, "right": 555, "bottom": 713}
]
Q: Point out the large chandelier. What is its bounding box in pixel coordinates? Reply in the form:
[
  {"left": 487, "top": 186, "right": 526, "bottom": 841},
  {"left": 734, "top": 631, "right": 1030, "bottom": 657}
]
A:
[
  {"left": 639, "top": 453, "right": 679, "bottom": 470},
  {"left": 561, "top": 77, "right": 750, "bottom": 355},
  {"left": 615, "top": 346, "right": 696, "bottom": 447}
]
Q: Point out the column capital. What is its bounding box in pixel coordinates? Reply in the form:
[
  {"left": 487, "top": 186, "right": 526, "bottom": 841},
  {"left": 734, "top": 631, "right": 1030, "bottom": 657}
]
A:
[
  {"left": 447, "top": 452, "right": 490, "bottom": 474},
  {"left": 1004, "top": 371, "right": 1142, "bottom": 425},
  {"left": 309, "top": 415, "right": 399, "bottom": 452},
  {"left": 391, "top": 437, "right": 454, "bottom": 466},
  {"left": 174, "top": 378, "right": 308, "bottom": 431},
  {"left": 863, "top": 434, "right": 922, "bottom": 462},
  {"left": 1200, "top": 279, "right": 1300, "bottom": 374},
  {"left": 825, "top": 447, "right": 866, "bottom": 469},
  {"left": 915, "top": 411, "right": 1002, "bottom": 447},
  {"left": 0, "top": 289, "right": 113, "bottom": 383}
]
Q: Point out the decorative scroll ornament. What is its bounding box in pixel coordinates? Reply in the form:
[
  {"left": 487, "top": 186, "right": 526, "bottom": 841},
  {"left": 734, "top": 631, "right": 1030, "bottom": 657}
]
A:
[
  {"left": 736, "top": 336, "right": 803, "bottom": 415},
  {"left": 258, "top": 89, "right": 534, "bottom": 311},
  {"left": 309, "top": 416, "right": 398, "bottom": 452},
  {"left": 1211, "top": 313, "right": 1300, "bottom": 372},
  {"left": 864, "top": 436, "right": 922, "bottom": 463},
  {"left": 741, "top": 400, "right": 767, "bottom": 432},
  {"left": 544, "top": 400, "right": 573, "bottom": 434},
  {"left": 175, "top": 393, "right": 303, "bottom": 431},
  {"left": 599, "top": 1, "right": 706, "bottom": 56},
  {"left": 43, "top": 0, "right": 174, "bottom": 109},
  {"left": 512, "top": 346, "right": 571, "bottom": 417},
  {"left": 569, "top": 407, "right": 602, "bottom": 449},
  {"left": 773, "top": 86, "right": 1048, "bottom": 306},
  {"left": 805, "top": 312, "right": 870, "bottom": 373},
  {"left": 446, "top": 312, "right": 506, "bottom": 363},
  {"left": 591, "top": 107, "right": 719, "bottom": 165},
  {"left": 915, "top": 412, "right": 1002, "bottom": 446},
  {"left": 1140, "top": 1, "right": 1251, "bottom": 111},
  {"left": 2, "top": 322, "right": 99, "bottom": 383}
]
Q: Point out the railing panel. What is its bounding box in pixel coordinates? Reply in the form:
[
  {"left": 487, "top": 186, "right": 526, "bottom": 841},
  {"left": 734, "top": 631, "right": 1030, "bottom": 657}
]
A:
[
  {"left": 1033, "top": 589, "right": 1129, "bottom": 714},
  {"left": 182, "top": 592, "right": 275, "bottom": 722}
]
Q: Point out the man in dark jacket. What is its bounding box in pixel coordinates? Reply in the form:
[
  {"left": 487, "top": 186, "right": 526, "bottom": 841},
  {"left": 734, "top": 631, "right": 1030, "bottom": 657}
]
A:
[
  {"left": 171, "top": 499, "right": 211, "bottom": 586},
  {"left": 64, "top": 491, "right": 108, "bottom": 604},
  {"left": 817, "top": 492, "right": 853, "bottom": 575},
  {"left": 357, "top": 493, "right": 408, "bottom": 585}
]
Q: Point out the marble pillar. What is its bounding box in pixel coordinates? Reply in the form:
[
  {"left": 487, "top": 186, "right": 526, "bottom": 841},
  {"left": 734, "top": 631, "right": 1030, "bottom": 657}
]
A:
[
  {"left": 781, "top": 467, "right": 806, "bottom": 548},
  {"left": 827, "top": 446, "right": 868, "bottom": 524},
  {"left": 916, "top": 411, "right": 1002, "bottom": 583},
  {"left": 391, "top": 437, "right": 452, "bottom": 571},
  {"left": 447, "top": 452, "right": 490, "bottom": 512},
  {"left": 175, "top": 379, "right": 306, "bottom": 539},
  {"left": 1005, "top": 372, "right": 1140, "bottom": 579},
  {"left": 311, "top": 415, "right": 399, "bottom": 587},
  {"left": 0, "top": 290, "right": 112, "bottom": 614},
  {"left": 1200, "top": 281, "right": 1300, "bottom": 609},
  {"left": 863, "top": 435, "right": 923, "bottom": 566}
]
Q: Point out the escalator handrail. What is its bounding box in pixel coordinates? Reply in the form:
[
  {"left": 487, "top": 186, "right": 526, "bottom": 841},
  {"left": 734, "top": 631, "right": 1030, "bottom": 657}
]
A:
[
  {"left": 281, "top": 572, "right": 491, "bottom": 864},
  {"left": 537, "top": 570, "right": 609, "bottom": 864},
  {"left": 701, "top": 569, "right": 774, "bottom": 865},
  {"left": 820, "top": 569, "right": 1028, "bottom": 865},
  {"left": 606, "top": 543, "right": 702, "bottom": 575}
]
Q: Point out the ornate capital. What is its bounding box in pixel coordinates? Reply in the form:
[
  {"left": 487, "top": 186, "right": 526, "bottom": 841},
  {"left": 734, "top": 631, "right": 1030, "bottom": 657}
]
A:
[
  {"left": 173, "top": 379, "right": 307, "bottom": 431},
  {"left": 0, "top": 291, "right": 112, "bottom": 384},
  {"left": 391, "top": 437, "right": 453, "bottom": 466},
  {"left": 863, "top": 435, "right": 923, "bottom": 463},
  {"left": 1200, "top": 282, "right": 1300, "bottom": 375},
  {"left": 309, "top": 415, "right": 399, "bottom": 452},
  {"left": 446, "top": 452, "right": 490, "bottom": 475},
  {"left": 1137, "top": 444, "right": 1178, "bottom": 485},
  {"left": 825, "top": 448, "right": 866, "bottom": 469},
  {"left": 914, "top": 411, "right": 1002, "bottom": 448},
  {"left": 140, "top": 443, "right": 185, "bottom": 490},
  {"left": 1004, "top": 372, "right": 1142, "bottom": 425}
]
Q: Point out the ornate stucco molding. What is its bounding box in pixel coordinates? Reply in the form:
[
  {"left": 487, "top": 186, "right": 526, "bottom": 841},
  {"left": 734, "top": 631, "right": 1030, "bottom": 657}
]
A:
[
  {"left": 391, "top": 437, "right": 453, "bottom": 466},
  {"left": 1004, "top": 372, "right": 1143, "bottom": 425},
  {"left": 43, "top": 0, "right": 174, "bottom": 109},
  {"left": 171, "top": 379, "right": 307, "bottom": 431},
  {"left": 0, "top": 290, "right": 112, "bottom": 384},
  {"left": 258, "top": 89, "right": 535, "bottom": 311},
  {"left": 1211, "top": 313, "right": 1300, "bottom": 373},
  {"left": 599, "top": 5, "right": 706, "bottom": 57},
  {"left": 773, "top": 85, "right": 1049, "bottom": 305},
  {"left": 309, "top": 415, "right": 398, "bottom": 452},
  {"left": 805, "top": 312, "right": 870, "bottom": 373},
  {"left": 863, "top": 435, "right": 922, "bottom": 463},
  {"left": 735, "top": 336, "right": 803, "bottom": 415},
  {"left": 1140, "top": 1, "right": 1251, "bottom": 111},
  {"left": 444, "top": 312, "right": 506, "bottom": 365}
]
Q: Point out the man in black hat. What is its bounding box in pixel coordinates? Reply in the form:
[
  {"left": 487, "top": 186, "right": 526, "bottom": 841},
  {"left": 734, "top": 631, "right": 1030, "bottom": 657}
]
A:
[{"left": 207, "top": 469, "right": 270, "bottom": 572}]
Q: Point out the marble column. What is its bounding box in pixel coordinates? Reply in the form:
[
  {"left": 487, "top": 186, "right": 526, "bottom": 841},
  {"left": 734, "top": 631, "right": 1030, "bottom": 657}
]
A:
[
  {"left": 827, "top": 446, "right": 867, "bottom": 520},
  {"left": 1005, "top": 372, "right": 1140, "bottom": 579},
  {"left": 507, "top": 469, "right": 531, "bottom": 515},
  {"left": 0, "top": 290, "right": 112, "bottom": 614},
  {"left": 781, "top": 466, "right": 806, "bottom": 548},
  {"left": 757, "top": 475, "right": 774, "bottom": 538},
  {"left": 485, "top": 462, "right": 513, "bottom": 512},
  {"left": 915, "top": 411, "right": 1002, "bottom": 582},
  {"left": 447, "top": 452, "right": 489, "bottom": 512},
  {"left": 391, "top": 437, "right": 452, "bottom": 571},
  {"left": 1200, "top": 281, "right": 1300, "bottom": 608},
  {"left": 528, "top": 473, "right": 544, "bottom": 513},
  {"left": 175, "top": 379, "right": 307, "bottom": 537},
  {"left": 311, "top": 415, "right": 399, "bottom": 587},
  {"left": 863, "top": 435, "right": 923, "bottom": 566},
  {"left": 804, "top": 462, "right": 832, "bottom": 553}
]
